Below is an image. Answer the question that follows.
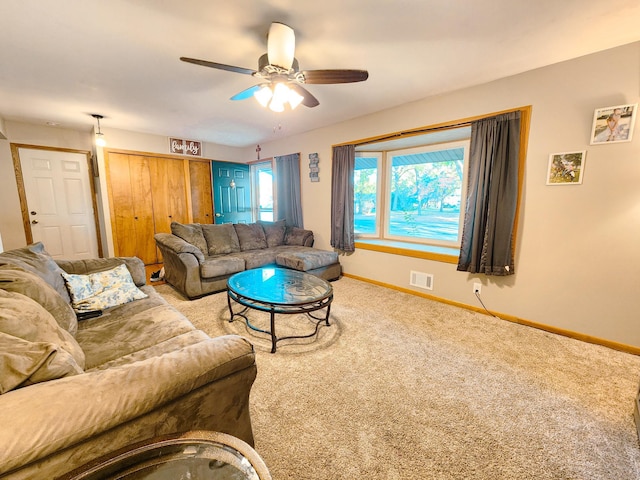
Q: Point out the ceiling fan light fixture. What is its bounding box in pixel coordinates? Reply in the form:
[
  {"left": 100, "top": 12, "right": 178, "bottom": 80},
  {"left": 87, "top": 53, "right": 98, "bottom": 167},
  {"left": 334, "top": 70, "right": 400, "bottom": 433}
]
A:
[
  {"left": 267, "top": 22, "right": 295, "bottom": 69},
  {"left": 254, "top": 85, "right": 273, "bottom": 107},
  {"left": 255, "top": 83, "right": 304, "bottom": 112},
  {"left": 272, "top": 83, "right": 290, "bottom": 104},
  {"left": 269, "top": 98, "right": 285, "bottom": 113},
  {"left": 267, "top": 83, "right": 289, "bottom": 112},
  {"left": 287, "top": 88, "right": 304, "bottom": 110}
]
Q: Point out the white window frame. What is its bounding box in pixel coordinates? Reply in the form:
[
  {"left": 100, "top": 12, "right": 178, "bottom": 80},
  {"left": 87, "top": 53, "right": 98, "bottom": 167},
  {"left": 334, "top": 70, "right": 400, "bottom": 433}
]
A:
[
  {"left": 250, "top": 161, "right": 274, "bottom": 222},
  {"left": 355, "top": 139, "right": 470, "bottom": 249},
  {"left": 354, "top": 152, "right": 382, "bottom": 238}
]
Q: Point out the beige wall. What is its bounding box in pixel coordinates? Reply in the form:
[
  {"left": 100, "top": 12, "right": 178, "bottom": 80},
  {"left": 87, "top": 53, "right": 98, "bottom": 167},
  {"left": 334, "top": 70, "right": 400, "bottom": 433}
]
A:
[
  {"left": 252, "top": 42, "right": 640, "bottom": 349},
  {"left": 0, "top": 42, "right": 638, "bottom": 349}
]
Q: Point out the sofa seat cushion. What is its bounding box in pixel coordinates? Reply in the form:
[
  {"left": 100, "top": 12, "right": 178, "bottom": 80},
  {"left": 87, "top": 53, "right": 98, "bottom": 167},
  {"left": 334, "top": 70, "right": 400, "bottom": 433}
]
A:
[
  {"left": 76, "top": 289, "right": 197, "bottom": 369},
  {"left": 200, "top": 256, "right": 245, "bottom": 279},
  {"left": 92, "top": 285, "right": 166, "bottom": 318},
  {"left": 231, "top": 249, "right": 278, "bottom": 270},
  {"left": 87, "top": 330, "right": 210, "bottom": 371},
  {"left": 275, "top": 247, "right": 340, "bottom": 272}
]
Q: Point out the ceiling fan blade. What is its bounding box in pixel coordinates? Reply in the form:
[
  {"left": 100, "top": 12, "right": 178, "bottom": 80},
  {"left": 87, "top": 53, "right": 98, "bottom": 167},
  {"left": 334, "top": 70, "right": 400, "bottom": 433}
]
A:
[
  {"left": 301, "top": 69, "right": 369, "bottom": 84},
  {"left": 267, "top": 22, "right": 295, "bottom": 69},
  {"left": 180, "top": 57, "right": 256, "bottom": 76},
  {"left": 289, "top": 84, "right": 320, "bottom": 108},
  {"left": 230, "top": 84, "right": 263, "bottom": 101}
]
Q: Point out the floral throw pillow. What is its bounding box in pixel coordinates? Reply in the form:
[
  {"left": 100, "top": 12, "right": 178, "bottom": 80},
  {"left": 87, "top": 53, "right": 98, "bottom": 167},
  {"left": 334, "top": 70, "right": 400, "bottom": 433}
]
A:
[{"left": 61, "top": 264, "right": 147, "bottom": 312}]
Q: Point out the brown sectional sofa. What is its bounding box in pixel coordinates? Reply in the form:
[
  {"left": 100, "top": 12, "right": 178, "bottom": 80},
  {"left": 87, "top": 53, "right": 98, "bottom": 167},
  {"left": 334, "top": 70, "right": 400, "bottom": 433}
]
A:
[
  {"left": 155, "top": 221, "right": 342, "bottom": 299},
  {"left": 0, "top": 243, "right": 257, "bottom": 480}
]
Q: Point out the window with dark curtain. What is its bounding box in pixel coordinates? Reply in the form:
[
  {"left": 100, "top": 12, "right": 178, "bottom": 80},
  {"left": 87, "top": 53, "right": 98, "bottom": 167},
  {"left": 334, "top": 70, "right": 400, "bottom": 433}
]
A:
[
  {"left": 457, "top": 111, "right": 521, "bottom": 276},
  {"left": 330, "top": 144, "right": 355, "bottom": 252},
  {"left": 274, "top": 153, "right": 303, "bottom": 228}
]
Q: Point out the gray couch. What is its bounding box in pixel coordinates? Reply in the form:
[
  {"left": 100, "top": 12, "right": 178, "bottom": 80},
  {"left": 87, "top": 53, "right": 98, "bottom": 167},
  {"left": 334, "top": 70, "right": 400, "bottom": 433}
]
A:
[
  {"left": 155, "top": 221, "right": 342, "bottom": 299},
  {"left": 0, "top": 243, "right": 257, "bottom": 480}
]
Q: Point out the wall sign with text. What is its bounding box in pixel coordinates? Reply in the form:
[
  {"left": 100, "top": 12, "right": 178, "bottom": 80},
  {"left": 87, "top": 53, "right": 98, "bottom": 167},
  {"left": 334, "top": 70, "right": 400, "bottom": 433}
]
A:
[{"left": 169, "top": 137, "right": 203, "bottom": 157}]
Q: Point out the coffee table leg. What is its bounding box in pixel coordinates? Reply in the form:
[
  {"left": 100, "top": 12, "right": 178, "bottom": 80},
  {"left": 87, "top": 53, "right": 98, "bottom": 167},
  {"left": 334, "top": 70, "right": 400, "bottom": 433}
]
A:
[
  {"left": 227, "top": 292, "right": 234, "bottom": 322},
  {"left": 271, "top": 309, "right": 278, "bottom": 353},
  {"left": 270, "top": 309, "right": 277, "bottom": 353}
]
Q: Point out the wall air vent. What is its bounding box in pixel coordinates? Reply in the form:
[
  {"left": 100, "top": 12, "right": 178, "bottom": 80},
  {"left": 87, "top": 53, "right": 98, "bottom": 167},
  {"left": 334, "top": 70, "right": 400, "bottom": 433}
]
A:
[{"left": 410, "top": 271, "right": 433, "bottom": 290}]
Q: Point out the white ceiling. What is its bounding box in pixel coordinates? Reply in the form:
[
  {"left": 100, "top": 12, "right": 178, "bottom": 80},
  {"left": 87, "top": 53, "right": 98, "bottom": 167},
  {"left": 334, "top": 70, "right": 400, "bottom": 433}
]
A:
[{"left": 1, "top": 0, "right": 639, "bottom": 148}]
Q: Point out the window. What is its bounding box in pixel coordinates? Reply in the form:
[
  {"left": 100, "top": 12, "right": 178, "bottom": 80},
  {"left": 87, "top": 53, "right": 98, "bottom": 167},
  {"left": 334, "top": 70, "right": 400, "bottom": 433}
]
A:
[
  {"left": 354, "top": 135, "right": 470, "bottom": 248},
  {"left": 354, "top": 153, "right": 380, "bottom": 235},
  {"left": 251, "top": 161, "right": 274, "bottom": 221}
]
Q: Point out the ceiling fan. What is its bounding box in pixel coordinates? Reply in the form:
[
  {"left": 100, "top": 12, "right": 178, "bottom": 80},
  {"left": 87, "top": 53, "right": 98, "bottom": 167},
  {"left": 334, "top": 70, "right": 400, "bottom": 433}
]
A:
[{"left": 180, "top": 22, "right": 368, "bottom": 111}]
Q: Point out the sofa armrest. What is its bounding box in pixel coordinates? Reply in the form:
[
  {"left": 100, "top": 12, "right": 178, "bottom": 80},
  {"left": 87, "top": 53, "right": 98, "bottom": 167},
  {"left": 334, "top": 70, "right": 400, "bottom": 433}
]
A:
[
  {"left": 0, "top": 335, "right": 256, "bottom": 476},
  {"left": 154, "top": 233, "right": 205, "bottom": 263},
  {"left": 56, "top": 257, "right": 147, "bottom": 287},
  {"left": 285, "top": 227, "right": 314, "bottom": 247}
]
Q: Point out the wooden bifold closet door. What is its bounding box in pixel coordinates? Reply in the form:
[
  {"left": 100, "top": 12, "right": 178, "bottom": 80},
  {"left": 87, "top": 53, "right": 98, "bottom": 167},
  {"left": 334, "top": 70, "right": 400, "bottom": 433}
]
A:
[
  {"left": 189, "top": 160, "right": 214, "bottom": 224},
  {"left": 106, "top": 151, "right": 213, "bottom": 265}
]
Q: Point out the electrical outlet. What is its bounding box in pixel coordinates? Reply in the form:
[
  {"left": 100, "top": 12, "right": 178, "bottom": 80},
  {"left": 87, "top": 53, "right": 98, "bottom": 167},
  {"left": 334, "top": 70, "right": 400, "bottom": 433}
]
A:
[{"left": 473, "top": 283, "right": 482, "bottom": 295}]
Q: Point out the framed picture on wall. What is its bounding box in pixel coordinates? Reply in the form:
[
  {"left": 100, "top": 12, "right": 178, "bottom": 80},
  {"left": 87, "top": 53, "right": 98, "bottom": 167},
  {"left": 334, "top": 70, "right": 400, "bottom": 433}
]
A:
[
  {"left": 590, "top": 103, "right": 637, "bottom": 144},
  {"left": 546, "top": 151, "right": 586, "bottom": 185}
]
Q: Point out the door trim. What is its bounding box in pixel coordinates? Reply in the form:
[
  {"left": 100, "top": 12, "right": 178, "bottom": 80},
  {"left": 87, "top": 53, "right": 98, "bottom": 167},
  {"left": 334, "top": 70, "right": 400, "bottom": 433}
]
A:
[{"left": 10, "top": 143, "right": 104, "bottom": 257}]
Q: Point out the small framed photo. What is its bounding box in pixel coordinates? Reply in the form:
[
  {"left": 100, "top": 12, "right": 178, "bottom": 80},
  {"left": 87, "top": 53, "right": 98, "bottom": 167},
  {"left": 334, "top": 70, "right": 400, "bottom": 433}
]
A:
[
  {"left": 590, "top": 103, "right": 637, "bottom": 144},
  {"left": 546, "top": 151, "right": 586, "bottom": 185}
]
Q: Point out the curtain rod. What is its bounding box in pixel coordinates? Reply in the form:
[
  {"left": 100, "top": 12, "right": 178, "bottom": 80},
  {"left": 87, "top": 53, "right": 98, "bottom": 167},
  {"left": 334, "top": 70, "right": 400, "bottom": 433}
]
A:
[
  {"left": 334, "top": 106, "right": 530, "bottom": 149},
  {"left": 353, "top": 121, "right": 472, "bottom": 147}
]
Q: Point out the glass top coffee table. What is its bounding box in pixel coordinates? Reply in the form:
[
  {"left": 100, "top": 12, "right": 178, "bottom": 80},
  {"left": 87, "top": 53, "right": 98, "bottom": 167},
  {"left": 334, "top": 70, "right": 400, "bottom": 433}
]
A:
[
  {"left": 58, "top": 431, "right": 271, "bottom": 480},
  {"left": 227, "top": 267, "right": 333, "bottom": 353}
]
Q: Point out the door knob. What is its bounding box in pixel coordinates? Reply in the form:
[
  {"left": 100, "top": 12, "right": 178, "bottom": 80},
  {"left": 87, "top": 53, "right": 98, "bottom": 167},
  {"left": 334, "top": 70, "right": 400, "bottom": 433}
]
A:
[
  {"left": 215, "top": 213, "right": 222, "bottom": 217},
  {"left": 31, "top": 220, "right": 38, "bottom": 225}
]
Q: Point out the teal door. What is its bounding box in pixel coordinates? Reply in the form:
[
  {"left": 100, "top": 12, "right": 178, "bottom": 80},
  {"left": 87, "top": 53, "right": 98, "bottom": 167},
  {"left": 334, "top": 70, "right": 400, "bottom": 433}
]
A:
[{"left": 211, "top": 161, "right": 252, "bottom": 224}]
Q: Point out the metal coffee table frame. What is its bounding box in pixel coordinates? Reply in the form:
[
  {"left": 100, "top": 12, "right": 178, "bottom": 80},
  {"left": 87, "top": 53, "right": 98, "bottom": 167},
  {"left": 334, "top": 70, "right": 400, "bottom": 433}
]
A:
[
  {"left": 58, "top": 430, "right": 271, "bottom": 480},
  {"left": 226, "top": 268, "right": 333, "bottom": 353}
]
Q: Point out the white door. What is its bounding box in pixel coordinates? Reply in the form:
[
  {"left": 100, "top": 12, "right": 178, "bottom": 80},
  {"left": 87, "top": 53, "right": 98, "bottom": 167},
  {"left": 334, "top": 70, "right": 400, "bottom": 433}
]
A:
[{"left": 18, "top": 147, "right": 99, "bottom": 259}]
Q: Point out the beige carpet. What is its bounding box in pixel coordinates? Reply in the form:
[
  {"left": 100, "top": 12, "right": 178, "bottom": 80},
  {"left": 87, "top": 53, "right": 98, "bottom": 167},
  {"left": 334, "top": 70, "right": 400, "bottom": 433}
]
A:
[{"left": 155, "top": 277, "right": 640, "bottom": 479}]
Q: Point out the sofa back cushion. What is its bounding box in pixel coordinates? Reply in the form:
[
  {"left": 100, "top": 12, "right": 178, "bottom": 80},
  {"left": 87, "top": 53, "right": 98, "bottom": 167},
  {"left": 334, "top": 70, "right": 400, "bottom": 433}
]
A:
[
  {"left": 258, "top": 220, "right": 287, "bottom": 247},
  {"left": 56, "top": 257, "right": 147, "bottom": 287},
  {"left": 0, "top": 332, "right": 83, "bottom": 394},
  {"left": 202, "top": 224, "right": 241, "bottom": 255},
  {"left": 0, "top": 289, "right": 85, "bottom": 370},
  {"left": 0, "top": 265, "right": 78, "bottom": 336},
  {"left": 170, "top": 222, "right": 208, "bottom": 256},
  {"left": 234, "top": 223, "right": 268, "bottom": 251},
  {"left": 284, "top": 227, "right": 314, "bottom": 247},
  {"left": 0, "top": 242, "right": 71, "bottom": 302}
]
